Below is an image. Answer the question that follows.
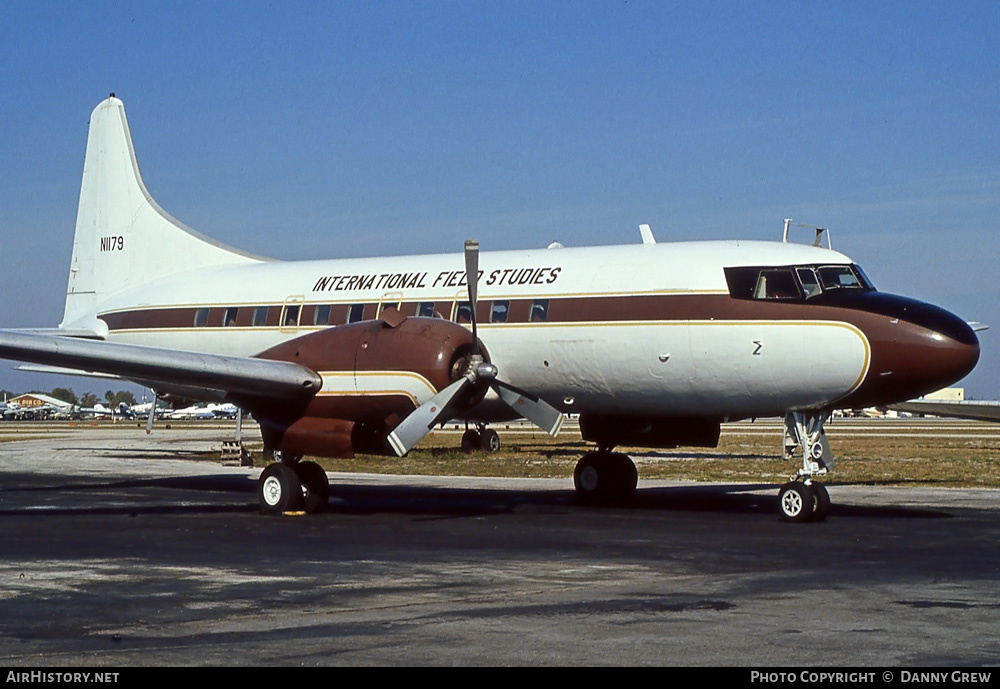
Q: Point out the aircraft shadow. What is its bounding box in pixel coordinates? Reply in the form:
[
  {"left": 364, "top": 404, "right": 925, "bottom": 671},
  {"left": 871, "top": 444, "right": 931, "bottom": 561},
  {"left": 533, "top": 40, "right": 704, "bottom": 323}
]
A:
[{"left": 0, "top": 473, "right": 951, "bottom": 521}]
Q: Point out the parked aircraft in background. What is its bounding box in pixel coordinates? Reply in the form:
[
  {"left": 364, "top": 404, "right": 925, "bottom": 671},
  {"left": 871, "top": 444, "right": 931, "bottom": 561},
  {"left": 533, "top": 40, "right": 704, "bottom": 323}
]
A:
[
  {"left": 0, "top": 96, "right": 981, "bottom": 521},
  {"left": 890, "top": 398, "right": 1000, "bottom": 422},
  {"left": 168, "top": 404, "right": 221, "bottom": 420}
]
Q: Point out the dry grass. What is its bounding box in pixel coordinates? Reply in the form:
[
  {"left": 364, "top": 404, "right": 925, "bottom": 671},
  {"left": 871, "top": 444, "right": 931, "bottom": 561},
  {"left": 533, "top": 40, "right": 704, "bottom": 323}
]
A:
[{"left": 6, "top": 417, "right": 995, "bottom": 488}]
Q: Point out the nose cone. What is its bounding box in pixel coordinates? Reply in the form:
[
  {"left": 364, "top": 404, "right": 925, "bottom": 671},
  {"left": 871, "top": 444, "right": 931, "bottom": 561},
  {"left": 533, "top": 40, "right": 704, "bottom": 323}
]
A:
[{"left": 842, "top": 294, "right": 980, "bottom": 408}]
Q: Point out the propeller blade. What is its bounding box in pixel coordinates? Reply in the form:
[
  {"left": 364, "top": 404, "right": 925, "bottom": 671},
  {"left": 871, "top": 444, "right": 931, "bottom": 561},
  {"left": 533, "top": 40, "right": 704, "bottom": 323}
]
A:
[
  {"left": 387, "top": 377, "right": 471, "bottom": 456},
  {"left": 464, "top": 239, "right": 479, "bottom": 350},
  {"left": 464, "top": 239, "right": 479, "bottom": 308},
  {"left": 492, "top": 380, "right": 564, "bottom": 437}
]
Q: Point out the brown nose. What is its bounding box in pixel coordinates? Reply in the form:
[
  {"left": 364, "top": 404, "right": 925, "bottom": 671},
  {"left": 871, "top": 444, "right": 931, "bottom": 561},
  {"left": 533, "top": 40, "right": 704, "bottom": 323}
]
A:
[{"left": 837, "top": 294, "right": 980, "bottom": 409}]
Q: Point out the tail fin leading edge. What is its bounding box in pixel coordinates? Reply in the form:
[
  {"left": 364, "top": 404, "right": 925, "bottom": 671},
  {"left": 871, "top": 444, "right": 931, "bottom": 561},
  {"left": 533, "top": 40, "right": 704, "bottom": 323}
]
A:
[{"left": 61, "top": 96, "right": 269, "bottom": 330}]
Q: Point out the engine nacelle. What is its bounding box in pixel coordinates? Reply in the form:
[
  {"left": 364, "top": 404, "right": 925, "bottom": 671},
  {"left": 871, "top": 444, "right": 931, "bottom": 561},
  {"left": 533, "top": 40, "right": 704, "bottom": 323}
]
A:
[{"left": 246, "top": 315, "right": 477, "bottom": 457}]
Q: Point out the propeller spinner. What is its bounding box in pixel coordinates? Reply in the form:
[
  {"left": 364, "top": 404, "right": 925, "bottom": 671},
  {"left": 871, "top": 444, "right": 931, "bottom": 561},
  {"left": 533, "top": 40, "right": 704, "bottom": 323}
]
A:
[{"left": 387, "top": 240, "right": 564, "bottom": 455}]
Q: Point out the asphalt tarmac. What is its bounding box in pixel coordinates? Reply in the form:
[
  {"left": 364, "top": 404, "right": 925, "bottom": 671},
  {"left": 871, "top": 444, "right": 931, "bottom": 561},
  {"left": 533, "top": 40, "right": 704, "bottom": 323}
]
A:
[{"left": 0, "top": 423, "right": 997, "bottom": 666}]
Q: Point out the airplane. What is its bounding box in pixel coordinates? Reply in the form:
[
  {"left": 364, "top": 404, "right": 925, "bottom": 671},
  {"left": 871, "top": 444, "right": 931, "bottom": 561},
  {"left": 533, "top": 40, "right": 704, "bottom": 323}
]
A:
[
  {"left": 0, "top": 95, "right": 981, "bottom": 522},
  {"left": 207, "top": 402, "right": 241, "bottom": 420},
  {"left": 890, "top": 398, "right": 1000, "bottom": 422},
  {"left": 168, "top": 404, "right": 221, "bottom": 420}
]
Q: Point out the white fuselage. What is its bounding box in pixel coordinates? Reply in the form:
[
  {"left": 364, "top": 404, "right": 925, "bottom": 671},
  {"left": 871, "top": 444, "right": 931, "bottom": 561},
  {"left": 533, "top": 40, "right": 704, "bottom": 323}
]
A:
[{"left": 91, "top": 240, "right": 870, "bottom": 418}]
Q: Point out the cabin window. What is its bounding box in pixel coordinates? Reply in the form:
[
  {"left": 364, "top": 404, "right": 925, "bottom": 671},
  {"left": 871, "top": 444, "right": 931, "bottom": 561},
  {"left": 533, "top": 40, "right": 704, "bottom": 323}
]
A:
[
  {"left": 193, "top": 308, "right": 209, "bottom": 327},
  {"left": 346, "top": 304, "right": 365, "bottom": 323},
  {"left": 417, "top": 302, "right": 436, "bottom": 318},
  {"left": 454, "top": 301, "right": 473, "bottom": 324},
  {"left": 223, "top": 307, "right": 239, "bottom": 326},
  {"left": 252, "top": 306, "right": 269, "bottom": 327},
  {"left": 314, "top": 305, "right": 332, "bottom": 325},
  {"left": 282, "top": 304, "right": 301, "bottom": 327},
  {"left": 378, "top": 301, "right": 401, "bottom": 317},
  {"left": 529, "top": 299, "right": 549, "bottom": 322},
  {"left": 491, "top": 300, "right": 510, "bottom": 323}
]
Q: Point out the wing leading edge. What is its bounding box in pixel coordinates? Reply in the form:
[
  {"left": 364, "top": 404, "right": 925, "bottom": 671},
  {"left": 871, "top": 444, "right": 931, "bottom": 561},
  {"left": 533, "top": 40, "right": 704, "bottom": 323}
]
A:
[{"left": 0, "top": 330, "right": 321, "bottom": 402}]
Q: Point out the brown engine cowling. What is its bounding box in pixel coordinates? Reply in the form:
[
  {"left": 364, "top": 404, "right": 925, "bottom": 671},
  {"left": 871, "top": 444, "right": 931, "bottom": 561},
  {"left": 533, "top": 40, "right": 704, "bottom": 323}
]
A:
[{"left": 243, "top": 314, "right": 478, "bottom": 458}]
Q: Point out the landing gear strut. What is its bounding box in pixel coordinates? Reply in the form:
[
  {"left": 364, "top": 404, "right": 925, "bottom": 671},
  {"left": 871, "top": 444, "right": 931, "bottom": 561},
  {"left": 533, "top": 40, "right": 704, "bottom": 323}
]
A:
[
  {"left": 778, "top": 411, "right": 834, "bottom": 522},
  {"left": 258, "top": 452, "right": 330, "bottom": 515},
  {"left": 573, "top": 449, "right": 638, "bottom": 505}
]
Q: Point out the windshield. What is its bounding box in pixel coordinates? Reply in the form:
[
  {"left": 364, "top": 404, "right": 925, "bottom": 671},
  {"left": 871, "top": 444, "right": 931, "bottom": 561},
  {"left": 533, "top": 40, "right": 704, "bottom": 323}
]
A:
[
  {"left": 818, "top": 265, "right": 863, "bottom": 291},
  {"left": 725, "top": 263, "right": 875, "bottom": 301}
]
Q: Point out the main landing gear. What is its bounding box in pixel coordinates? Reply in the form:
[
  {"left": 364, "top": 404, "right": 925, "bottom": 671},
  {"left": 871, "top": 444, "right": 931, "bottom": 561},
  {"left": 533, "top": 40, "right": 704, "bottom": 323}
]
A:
[
  {"left": 258, "top": 453, "right": 331, "bottom": 515},
  {"left": 573, "top": 449, "right": 638, "bottom": 505},
  {"left": 460, "top": 423, "right": 502, "bottom": 453},
  {"left": 778, "top": 411, "right": 834, "bottom": 522}
]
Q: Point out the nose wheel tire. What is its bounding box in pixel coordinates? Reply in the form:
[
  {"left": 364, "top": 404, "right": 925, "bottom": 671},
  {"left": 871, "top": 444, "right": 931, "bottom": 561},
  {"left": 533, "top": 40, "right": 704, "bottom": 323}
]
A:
[
  {"left": 810, "top": 481, "right": 831, "bottom": 522},
  {"left": 777, "top": 481, "right": 830, "bottom": 523}
]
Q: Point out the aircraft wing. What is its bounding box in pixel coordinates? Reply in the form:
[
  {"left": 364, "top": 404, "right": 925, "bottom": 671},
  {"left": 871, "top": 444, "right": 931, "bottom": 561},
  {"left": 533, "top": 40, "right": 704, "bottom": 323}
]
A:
[
  {"left": 889, "top": 399, "right": 1000, "bottom": 422},
  {"left": 0, "top": 330, "right": 321, "bottom": 402}
]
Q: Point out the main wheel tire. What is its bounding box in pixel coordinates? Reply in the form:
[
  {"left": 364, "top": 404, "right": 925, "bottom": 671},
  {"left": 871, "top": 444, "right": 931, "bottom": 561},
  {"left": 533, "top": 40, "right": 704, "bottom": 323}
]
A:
[
  {"left": 610, "top": 453, "right": 638, "bottom": 504},
  {"left": 461, "top": 429, "right": 481, "bottom": 452},
  {"left": 481, "top": 429, "right": 501, "bottom": 453},
  {"left": 810, "top": 482, "right": 831, "bottom": 522},
  {"left": 575, "top": 452, "right": 629, "bottom": 505},
  {"left": 259, "top": 463, "right": 304, "bottom": 514},
  {"left": 574, "top": 452, "right": 605, "bottom": 503},
  {"left": 777, "top": 482, "right": 814, "bottom": 523},
  {"left": 294, "top": 461, "right": 330, "bottom": 514}
]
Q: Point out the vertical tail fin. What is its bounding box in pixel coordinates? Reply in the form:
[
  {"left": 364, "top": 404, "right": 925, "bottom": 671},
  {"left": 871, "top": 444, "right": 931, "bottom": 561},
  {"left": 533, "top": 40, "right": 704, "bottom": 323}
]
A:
[{"left": 60, "top": 96, "right": 269, "bottom": 330}]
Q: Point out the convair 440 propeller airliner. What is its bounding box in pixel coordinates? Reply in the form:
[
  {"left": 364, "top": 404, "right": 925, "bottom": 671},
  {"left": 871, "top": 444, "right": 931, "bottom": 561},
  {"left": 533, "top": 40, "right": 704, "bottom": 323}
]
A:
[{"left": 0, "top": 96, "right": 981, "bottom": 521}]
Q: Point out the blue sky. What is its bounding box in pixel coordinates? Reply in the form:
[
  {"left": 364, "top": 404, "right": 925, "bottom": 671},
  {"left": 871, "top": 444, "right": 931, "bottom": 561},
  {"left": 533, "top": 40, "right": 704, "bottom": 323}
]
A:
[{"left": 1, "top": 1, "right": 998, "bottom": 397}]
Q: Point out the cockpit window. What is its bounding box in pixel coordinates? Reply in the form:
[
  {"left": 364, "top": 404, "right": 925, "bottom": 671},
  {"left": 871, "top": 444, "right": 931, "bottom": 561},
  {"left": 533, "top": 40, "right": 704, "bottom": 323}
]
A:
[
  {"left": 818, "top": 265, "right": 862, "bottom": 290},
  {"left": 796, "top": 268, "right": 821, "bottom": 298},
  {"left": 853, "top": 264, "right": 875, "bottom": 290},
  {"left": 753, "top": 269, "right": 800, "bottom": 300},
  {"left": 725, "top": 263, "right": 874, "bottom": 301}
]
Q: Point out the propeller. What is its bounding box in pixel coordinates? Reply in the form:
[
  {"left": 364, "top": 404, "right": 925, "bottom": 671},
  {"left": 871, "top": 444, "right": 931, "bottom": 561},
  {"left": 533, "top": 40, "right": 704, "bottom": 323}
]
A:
[{"left": 387, "top": 240, "right": 564, "bottom": 455}]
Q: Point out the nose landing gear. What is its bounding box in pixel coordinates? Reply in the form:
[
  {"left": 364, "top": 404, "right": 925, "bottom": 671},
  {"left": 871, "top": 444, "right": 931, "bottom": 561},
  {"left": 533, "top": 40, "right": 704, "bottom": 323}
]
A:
[{"left": 779, "top": 411, "right": 834, "bottom": 522}]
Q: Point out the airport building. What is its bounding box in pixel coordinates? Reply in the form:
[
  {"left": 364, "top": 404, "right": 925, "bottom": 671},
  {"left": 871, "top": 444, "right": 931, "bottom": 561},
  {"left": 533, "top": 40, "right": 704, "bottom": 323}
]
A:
[{"left": 7, "top": 393, "right": 73, "bottom": 411}]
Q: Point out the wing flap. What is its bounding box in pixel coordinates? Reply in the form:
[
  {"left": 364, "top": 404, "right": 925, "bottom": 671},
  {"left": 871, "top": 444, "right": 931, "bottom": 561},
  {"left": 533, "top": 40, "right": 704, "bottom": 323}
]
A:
[{"left": 0, "top": 331, "right": 321, "bottom": 401}]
